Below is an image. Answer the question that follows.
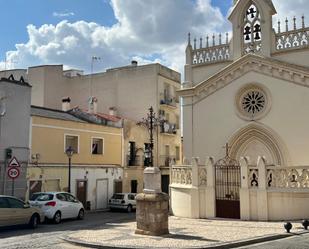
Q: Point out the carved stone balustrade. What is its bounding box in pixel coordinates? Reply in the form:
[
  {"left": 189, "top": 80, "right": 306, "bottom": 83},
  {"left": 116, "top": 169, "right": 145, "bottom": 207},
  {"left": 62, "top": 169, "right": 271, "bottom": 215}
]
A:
[
  {"left": 266, "top": 166, "right": 309, "bottom": 189},
  {"left": 275, "top": 16, "right": 309, "bottom": 52},
  {"left": 276, "top": 28, "right": 309, "bottom": 51},
  {"left": 171, "top": 166, "right": 193, "bottom": 186},
  {"left": 192, "top": 44, "right": 231, "bottom": 65}
]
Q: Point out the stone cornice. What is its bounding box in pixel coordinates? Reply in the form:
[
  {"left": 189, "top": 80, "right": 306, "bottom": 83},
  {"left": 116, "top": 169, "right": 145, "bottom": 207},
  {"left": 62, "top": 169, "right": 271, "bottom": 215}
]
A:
[{"left": 178, "top": 54, "right": 309, "bottom": 100}]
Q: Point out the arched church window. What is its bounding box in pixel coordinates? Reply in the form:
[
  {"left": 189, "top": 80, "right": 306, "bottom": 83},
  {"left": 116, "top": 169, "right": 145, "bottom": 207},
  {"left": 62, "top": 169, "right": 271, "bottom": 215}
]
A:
[{"left": 243, "top": 3, "right": 262, "bottom": 54}]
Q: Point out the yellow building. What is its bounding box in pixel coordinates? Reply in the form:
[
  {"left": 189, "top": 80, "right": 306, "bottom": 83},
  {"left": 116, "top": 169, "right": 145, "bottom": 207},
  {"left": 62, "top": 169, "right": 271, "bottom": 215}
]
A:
[{"left": 27, "top": 106, "right": 123, "bottom": 210}]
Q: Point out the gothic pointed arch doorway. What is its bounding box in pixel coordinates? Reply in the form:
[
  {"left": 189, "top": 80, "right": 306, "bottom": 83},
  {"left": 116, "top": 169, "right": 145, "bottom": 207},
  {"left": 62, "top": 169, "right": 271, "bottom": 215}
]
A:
[
  {"left": 228, "top": 123, "right": 287, "bottom": 165},
  {"left": 215, "top": 144, "right": 241, "bottom": 219}
]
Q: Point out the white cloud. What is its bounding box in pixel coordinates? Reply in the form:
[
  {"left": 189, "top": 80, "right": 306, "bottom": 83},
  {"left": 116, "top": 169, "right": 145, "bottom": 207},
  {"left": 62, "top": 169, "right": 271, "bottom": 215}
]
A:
[
  {"left": 53, "top": 11, "right": 75, "bottom": 18},
  {"left": 2, "top": 0, "right": 307, "bottom": 76},
  {"left": 1, "top": 0, "right": 227, "bottom": 74}
]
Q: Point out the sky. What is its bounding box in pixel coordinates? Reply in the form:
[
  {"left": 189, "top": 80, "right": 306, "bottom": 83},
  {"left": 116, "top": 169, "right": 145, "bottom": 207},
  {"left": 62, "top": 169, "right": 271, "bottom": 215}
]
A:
[{"left": 0, "top": 0, "right": 307, "bottom": 74}]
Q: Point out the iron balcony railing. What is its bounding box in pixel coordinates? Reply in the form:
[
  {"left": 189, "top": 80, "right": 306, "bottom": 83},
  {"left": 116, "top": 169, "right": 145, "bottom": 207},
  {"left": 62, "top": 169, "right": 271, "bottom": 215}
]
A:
[
  {"left": 159, "top": 155, "right": 176, "bottom": 167},
  {"left": 160, "top": 95, "right": 177, "bottom": 107},
  {"left": 160, "top": 122, "right": 177, "bottom": 135},
  {"left": 126, "top": 155, "right": 141, "bottom": 167}
]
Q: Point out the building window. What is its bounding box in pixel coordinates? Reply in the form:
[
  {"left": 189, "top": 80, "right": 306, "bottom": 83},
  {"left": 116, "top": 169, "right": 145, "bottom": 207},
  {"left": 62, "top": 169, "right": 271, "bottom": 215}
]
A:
[
  {"left": 65, "top": 135, "right": 79, "bottom": 153},
  {"left": 92, "top": 138, "right": 104, "bottom": 155},
  {"left": 131, "top": 180, "right": 138, "bottom": 193},
  {"left": 128, "top": 141, "right": 137, "bottom": 166},
  {"left": 176, "top": 146, "right": 180, "bottom": 161}
]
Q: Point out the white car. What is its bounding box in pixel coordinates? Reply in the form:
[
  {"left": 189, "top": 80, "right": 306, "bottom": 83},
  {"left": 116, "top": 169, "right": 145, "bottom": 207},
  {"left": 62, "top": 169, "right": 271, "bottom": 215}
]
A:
[
  {"left": 108, "top": 193, "right": 136, "bottom": 212},
  {"left": 29, "top": 192, "right": 84, "bottom": 224}
]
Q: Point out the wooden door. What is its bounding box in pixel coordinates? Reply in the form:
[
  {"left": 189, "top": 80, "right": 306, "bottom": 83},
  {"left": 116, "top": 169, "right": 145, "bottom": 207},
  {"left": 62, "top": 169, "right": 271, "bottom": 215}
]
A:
[{"left": 76, "top": 180, "right": 87, "bottom": 208}]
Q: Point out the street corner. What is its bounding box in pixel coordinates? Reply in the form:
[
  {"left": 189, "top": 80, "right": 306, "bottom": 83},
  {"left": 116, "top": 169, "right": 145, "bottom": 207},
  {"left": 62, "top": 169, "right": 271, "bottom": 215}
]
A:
[{"left": 62, "top": 217, "right": 309, "bottom": 249}]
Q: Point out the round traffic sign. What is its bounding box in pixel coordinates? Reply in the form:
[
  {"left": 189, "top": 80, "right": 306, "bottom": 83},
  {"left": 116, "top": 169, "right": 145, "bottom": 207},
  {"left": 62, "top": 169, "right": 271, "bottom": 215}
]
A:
[{"left": 7, "top": 167, "right": 20, "bottom": 179}]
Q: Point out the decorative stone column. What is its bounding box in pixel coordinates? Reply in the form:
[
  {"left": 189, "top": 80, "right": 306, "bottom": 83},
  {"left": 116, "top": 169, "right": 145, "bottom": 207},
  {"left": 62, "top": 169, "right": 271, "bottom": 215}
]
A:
[
  {"left": 205, "top": 157, "right": 216, "bottom": 218},
  {"left": 239, "top": 157, "right": 250, "bottom": 220},
  {"left": 135, "top": 167, "right": 169, "bottom": 236},
  {"left": 257, "top": 156, "right": 269, "bottom": 221}
]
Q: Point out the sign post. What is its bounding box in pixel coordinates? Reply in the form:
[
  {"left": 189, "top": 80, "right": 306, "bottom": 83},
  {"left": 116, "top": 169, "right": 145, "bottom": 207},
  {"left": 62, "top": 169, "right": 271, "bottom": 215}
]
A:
[{"left": 7, "top": 157, "right": 21, "bottom": 196}]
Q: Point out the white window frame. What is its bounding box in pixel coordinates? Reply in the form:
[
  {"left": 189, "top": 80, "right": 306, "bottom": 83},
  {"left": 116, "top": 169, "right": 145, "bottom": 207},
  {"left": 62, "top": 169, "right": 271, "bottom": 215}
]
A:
[
  {"left": 91, "top": 137, "right": 104, "bottom": 155},
  {"left": 64, "top": 134, "right": 80, "bottom": 154}
]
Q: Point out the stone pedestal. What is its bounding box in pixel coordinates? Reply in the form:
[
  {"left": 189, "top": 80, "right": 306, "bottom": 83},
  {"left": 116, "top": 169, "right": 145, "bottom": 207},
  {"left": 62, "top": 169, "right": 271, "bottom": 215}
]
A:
[
  {"left": 135, "top": 167, "right": 169, "bottom": 236},
  {"left": 135, "top": 192, "right": 169, "bottom": 236}
]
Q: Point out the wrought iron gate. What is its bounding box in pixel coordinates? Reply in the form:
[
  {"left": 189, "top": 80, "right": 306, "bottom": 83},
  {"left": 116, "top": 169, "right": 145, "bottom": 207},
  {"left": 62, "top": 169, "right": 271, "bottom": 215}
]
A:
[{"left": 215, "top": 152, "right": 241, "bottom": 219}]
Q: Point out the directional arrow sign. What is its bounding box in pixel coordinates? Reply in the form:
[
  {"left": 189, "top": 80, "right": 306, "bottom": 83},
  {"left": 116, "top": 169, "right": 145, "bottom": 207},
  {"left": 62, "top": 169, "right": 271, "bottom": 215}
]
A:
[{"left": 8, "top": 157, "right": 21, "bottom": 167}]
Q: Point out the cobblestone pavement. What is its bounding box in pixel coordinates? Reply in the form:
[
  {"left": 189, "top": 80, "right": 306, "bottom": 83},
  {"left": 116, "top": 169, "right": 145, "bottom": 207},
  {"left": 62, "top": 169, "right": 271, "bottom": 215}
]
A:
[
  {"left": 66, "top": 217, "right": 308, "bottom": 248},
  {"left": 0, "top": 211, "right": 135, "bottom": 249},
  {"left": 237, "top": 232, "right": 309, "bottom": 249}
]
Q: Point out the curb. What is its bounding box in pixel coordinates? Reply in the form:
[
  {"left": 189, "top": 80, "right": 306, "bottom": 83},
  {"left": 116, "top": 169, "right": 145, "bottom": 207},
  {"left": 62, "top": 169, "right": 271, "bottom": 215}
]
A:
[{"left": 62, "top": 230, "right": 309, "bottom": 249}]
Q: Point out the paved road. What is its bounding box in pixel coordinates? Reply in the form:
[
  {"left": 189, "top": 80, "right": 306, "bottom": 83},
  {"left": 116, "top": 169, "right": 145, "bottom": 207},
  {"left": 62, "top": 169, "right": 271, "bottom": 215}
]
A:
[
  {"left": 237, "top": 232, "right": 309, "bottom": 249},
  {"left": 0, "top": 211, "right": 135, "bottom": 249}
]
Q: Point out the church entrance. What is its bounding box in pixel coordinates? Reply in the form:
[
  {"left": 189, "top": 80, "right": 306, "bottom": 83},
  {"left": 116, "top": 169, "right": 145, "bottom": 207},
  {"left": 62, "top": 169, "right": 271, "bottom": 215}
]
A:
[{"left": 215, "top": 144, "right": 240, "bottom": 219}]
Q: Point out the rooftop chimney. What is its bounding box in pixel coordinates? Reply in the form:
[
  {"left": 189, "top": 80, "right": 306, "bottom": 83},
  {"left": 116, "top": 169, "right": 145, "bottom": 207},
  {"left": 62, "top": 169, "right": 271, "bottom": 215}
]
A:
[
  {"left": 131, "top": 60, "right": 138, "bottom": 67},
  {"left": 109, "top": 107, "right": 117, "bottom": 116},
  {"left": 88, "top": 96, "right": 98, "bottom": 114},
  {"left": 62, "top": 97, "right": 71, "bottom": 111}
]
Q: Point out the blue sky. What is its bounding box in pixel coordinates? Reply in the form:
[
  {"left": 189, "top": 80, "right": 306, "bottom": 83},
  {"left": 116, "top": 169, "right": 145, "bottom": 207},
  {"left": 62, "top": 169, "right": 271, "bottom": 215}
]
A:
[
  {"left": 0, "top": 0, "right": 304, "bottom": 73},
  {"left": 0, "top": 0, "right": 116, "bottom": 60},
  {"left": 0, "top": 0, "right": 229, "bottom": 58}
]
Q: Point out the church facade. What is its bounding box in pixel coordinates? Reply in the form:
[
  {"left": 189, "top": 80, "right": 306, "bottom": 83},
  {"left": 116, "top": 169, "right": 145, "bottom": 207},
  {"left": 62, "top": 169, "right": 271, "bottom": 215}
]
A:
[{"left": 171, "top": 0, "right": 309, "bottom": 221}]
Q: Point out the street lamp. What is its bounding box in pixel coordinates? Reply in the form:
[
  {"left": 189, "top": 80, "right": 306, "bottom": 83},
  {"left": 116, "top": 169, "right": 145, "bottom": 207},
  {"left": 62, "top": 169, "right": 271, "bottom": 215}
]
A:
[
  {"left": 137, "top": 106, "right": 165, "bottom": 167},
  {"left": 65, "top": 146, "right": 74, "bottom": 193}
]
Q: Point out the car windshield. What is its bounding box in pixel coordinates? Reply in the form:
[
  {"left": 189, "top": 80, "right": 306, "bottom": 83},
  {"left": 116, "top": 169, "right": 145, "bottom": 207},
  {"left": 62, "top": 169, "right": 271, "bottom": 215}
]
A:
[
  {"left": 111, "top": 194, "right": 124, "bottom": 199},
  {"left": 30, "top": 193, "right": 54, "bottom": 201}
]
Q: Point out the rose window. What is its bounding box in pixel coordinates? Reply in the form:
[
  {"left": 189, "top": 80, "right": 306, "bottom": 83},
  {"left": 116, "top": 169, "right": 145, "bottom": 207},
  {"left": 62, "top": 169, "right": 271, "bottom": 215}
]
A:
[
  {"left": 242, "top": 91, "right": 265, "bottom": 115},
  {"left": 236, "top": 84, "right": 270, "bottom": 121}
]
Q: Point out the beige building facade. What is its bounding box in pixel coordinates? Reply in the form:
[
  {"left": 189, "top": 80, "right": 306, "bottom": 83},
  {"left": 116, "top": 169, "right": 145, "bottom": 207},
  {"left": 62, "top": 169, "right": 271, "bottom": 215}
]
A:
[
  {"left": 28, "top": 106, "right": 123, "bottom": 210},
  {"left": 1, "top": 62, "right": 182, "bottom": 194},
  {"left": 172, "top": 0, "right": 309, "bottom": 221}
]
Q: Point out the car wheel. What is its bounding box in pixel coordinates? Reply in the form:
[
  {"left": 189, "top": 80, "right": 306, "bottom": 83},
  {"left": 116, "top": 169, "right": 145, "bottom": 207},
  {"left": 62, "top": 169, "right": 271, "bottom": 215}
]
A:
[
  {"left": 29, "top": 214, "right": 39, "bottom": 229},
  {"left": 53, "top": 211, "right": 61, "bottom": 224},
  {"left": 127, "top": 205, "right": 132, "bottom": 213},
  {"left": 77, "top": 209, "right": 84, "bottom": 220}
]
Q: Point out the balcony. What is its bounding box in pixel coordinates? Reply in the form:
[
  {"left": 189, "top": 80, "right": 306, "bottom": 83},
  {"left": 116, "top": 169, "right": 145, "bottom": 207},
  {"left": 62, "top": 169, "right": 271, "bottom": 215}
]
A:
[
  {"left": 126, "top": 155, "right": 141, "bottom": 167},
  {"left": 160, "top": 122, "right": 177, "bottom": 135},
  {"left": 126, "top": 154, "right": 153, "bottom": 167},
  {"left": 160, "top": 95, "right": 178, "bottom": 108},
  {"left": 159, "top": 155, "right": 176, "bottom": 167}
]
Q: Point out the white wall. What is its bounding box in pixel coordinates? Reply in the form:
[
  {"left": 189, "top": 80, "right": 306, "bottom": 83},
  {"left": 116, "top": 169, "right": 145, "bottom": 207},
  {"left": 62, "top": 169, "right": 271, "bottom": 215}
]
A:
[
  {"left": 184, "top": 71, "right": 309, "bottom": 165},
  {"left": 71, "top": 167, "right": 123, "bottom": 210}
]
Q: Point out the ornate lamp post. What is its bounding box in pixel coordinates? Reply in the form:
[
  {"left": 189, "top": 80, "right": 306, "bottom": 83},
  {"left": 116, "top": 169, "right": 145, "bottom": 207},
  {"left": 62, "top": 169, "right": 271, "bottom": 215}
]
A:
[
  {"left": 137, "top": 106, "right": 164, "bottom": 167},
  {"left": 65, "top": 146, "right": 74, "bottom": 193}
]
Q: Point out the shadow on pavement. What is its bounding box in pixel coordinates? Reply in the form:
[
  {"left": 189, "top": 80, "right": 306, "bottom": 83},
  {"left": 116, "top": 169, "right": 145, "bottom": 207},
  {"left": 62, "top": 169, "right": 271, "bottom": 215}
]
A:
[{"left": 0, "top": 211, "right": 135, "bottom": 239}]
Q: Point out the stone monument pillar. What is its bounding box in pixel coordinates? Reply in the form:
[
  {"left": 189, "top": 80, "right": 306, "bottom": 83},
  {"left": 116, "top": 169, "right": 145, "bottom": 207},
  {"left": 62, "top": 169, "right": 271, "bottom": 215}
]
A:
[{"left": 135, "top": 167, "right": 169, "bottom": 236}]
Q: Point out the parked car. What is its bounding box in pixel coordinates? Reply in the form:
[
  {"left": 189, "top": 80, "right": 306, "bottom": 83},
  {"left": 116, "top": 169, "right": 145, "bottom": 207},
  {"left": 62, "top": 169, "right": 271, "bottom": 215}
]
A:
[
  {"left": 29, "top": 192, "right": 84, "bottom": 224},
  {"left": 0, "top": 195, "right": 44, "bottom": 229},
  {"left": 108, "top": 193, "right": 136, "bottom": 212}
]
